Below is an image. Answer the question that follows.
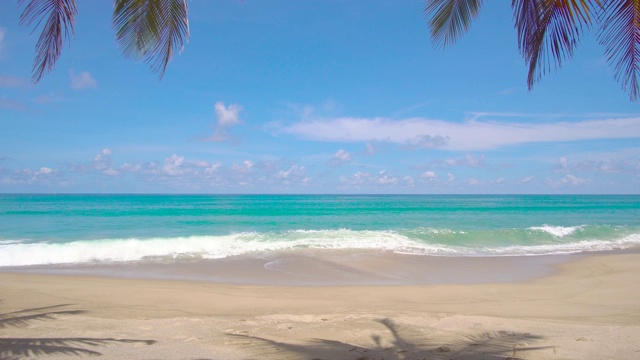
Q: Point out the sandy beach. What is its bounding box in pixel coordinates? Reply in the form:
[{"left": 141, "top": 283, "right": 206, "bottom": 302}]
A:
[{"left": 2, "top": 252, "right": 640, "bottom": 360}]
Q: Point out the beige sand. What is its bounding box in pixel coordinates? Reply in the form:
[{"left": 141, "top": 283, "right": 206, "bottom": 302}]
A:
[{"left": 1, "top": 253, "right": 640, "bottom": 359}]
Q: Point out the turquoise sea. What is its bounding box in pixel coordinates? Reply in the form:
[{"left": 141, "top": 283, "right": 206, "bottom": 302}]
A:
[{"left": 0, "top": 194, "right": 639, "bottom": 267}]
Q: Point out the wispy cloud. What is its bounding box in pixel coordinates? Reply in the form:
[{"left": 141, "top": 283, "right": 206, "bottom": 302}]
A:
[
  {"left": 498, "top": 88, "right": 517, "bottom": 95},
  {"left": 392, "top": 101, "right": 432, "bottom": 117},
  {"left": 0, "top": 75, "right": 29, "bottom": 88},
  {"left": 519, "top": 176, "right": 534, "bottom": 184},
  {"left": 0, "top": 97, "right": 26, "bottom": 111},
  {"left": 440, "top": 153, "right": 485, "bottom": 168},
  {"left": 554, "top": 156, "right": 639, "bottom": 174},
  {"left": 276, "top": 116, "right": 640, "bottom": 151},
  {"left": 364, "top": 143, "right": 376, "bottom": 155},
  {"left": 54, "top": 150, "right": 312, "bottom": 190},
  {"left": 547, "top": 174, "right": 591, "bottom": 188},
  {"left": 339, "top": 170, "right": 413, "bottom": 188},
  {"left": 405, "top": 134, "right": 450, "bottom": 149},
  {"left": 0, "top": 166, "right": 58, "bottom": 186},
  {"left": 0, "top": 27, "right": 6, "bottom": 58},
  {"left": 70, "top": 70, "right": 98, "bottom": 90}
]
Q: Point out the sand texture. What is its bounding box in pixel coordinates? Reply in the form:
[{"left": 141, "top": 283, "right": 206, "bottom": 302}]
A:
[{"left": 1, "top": 253, "right": 640, "bottom": 359}]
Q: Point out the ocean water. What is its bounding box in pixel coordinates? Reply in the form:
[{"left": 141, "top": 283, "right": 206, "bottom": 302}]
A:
[{"left": 0, "top": 194, "right": 639, "bottom": 267}]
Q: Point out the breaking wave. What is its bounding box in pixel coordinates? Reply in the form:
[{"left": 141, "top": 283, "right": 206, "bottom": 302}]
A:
[{"left": 1, "top": 225, "right": 639, "bottom": 266}]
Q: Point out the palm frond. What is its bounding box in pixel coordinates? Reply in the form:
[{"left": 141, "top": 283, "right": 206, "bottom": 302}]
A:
[
  {"left": 19, "top": 0, "right": 78, "bottom": 83},
  {"left": 513, "top": 0, "right": 597, "bottom": 89},
  {"left": 425, "top": 0, "right": 485, "bottom": 48},
  {"left": 113, "top": 0, "right": 190, "bottom": 78},
  {"left": 597, "top": 0, "right": 640, "bottom": 101}
]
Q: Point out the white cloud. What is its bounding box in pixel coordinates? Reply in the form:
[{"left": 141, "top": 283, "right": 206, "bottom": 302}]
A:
[
  {"left": 447, "top": 173, "right": 455, "bottom": 182},
  {"left": 555, "top": 157, "right": 570, "bottom": 172},
  {"left": 276, "top": 116, "right": 640, "bottom": 151},
  {"left": 376, "top": 170, "right": 398, "bottom": 185},
  {"left": 204, "top": 101, "right": 243, "bottom": 142},
  {"left": 193, "top": 160, "right": 221, "bottom": 174},
  {"left": 1, "top": 152, "right": 318, "bottom": 191},
  {"left": 590, "top": 161, "right": 629, "bottom": 174},
  {"left": 0, "top": 165, "right": 58, "bottom": 186},
  {"left": 232, "top": 160, "right": 254, "bottom": 173},
  {"left": 555, "top": 156, "right": 639, "bottom": 175},
  {"left": 403, "top": 175, "right": 415, "bottom": 186},
  {"left": 163, "top": 154, "right": 186, "bottom": 176},
  {"left": 120, "top": 155, "right": 223, "bottom": 181},
  {"left": 334, "top": 149, "right": 351, "bottom": 161},
  {"left": 443, "top": 154, "right": 485, "bottom": 167},
  {"left": 406, "top": 134, "right": 450, "bottom": 149},
  {"left": 70, "top": 70, "right": 98, "bottom": 90},
  {"left": 204, "top": 164, "right": 221, "bottom": 174},
  {"left": 420, "top": 171, "right": 437, "bottom": 179},
  {"left": 339, "top": 170, "right": 412, "bottom": 188},
  {"left": 93, "top": 148, "right": 118, "bottom": 175},
  {"left": 466, "top": 178, "right": 480, "bottom": 186},
  {"left": 339, "top": 171, "right": 371, "bottom": 186},
  {"left": 215, "top": 101, "right": 242, "bottom": 127},
  {"left": 277, "top": 165, "right": 305, "bottom": 179},
  {"left": 119, "top": 156, "right": 313, "bottom": 189},
  {"left": 562, "top": 174, "right": 589, "bottom": 185},
  {"left": 547, "top": 174, "right": 591, "bottom": 188},
  {"left": 364, "top": 143, "right": 376, "bottom": 155},
  {"left": 519, "top": 176, "right": 534, "bottom": 183},
  {"left": 120, "top": 163, "right": 141, "bottom": 173},
  {"left": 103, "top": 168, "right": 119, "bottom": 176},
  {"left": 327, "top": 149, "right": 352, "bottom": 167}
]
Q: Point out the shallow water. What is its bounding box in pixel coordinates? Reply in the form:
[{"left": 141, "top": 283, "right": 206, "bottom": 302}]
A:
[{"left": 1, "top": 194, "right": 639, "bottom": 267}]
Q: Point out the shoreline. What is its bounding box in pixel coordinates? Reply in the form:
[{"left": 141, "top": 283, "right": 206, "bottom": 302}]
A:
[
  {"left": 2, "top": 251, "right": 640, "bottom": 359},
  {"left": 0, "top": 249, "right": 593, "bottom": 286}
]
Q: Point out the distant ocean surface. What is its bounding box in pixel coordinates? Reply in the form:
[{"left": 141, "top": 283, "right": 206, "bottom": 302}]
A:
[{"left": 1, "top": 194, "right": 639, "bottom": 267}]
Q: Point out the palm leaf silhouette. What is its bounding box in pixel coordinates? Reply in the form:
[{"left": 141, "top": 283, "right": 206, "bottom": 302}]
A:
[
  {"left": 426, "top": 0, "right": 485, "bottom": 48},
  {"left": 19, "top": 0, "right": 77, "bottom": 83},
  {"left": 113, "top": 0, "right": 189, "bottom": 78},
  {"left": 426, "top": 0, "right": 640, "bottom": 100},
  {"left": 597, "top": 0, "right": 640, "bottom": 100}
]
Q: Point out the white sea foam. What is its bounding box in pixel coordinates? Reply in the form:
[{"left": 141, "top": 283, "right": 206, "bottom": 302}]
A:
[
  {"left": 1, "top": 230, "right": 639, "bottom": 266},
  {"left": 528, "top": 225, "right": 584, "bottom": 237},
  {"left": 0, "top": 230, "right": 418, "bottom": 266},
  {"left": 480, "top": 233, "right": 640, "bottom": 256},
  {"left": 0, "top": 239, "right": 25, "bottom": 245}
]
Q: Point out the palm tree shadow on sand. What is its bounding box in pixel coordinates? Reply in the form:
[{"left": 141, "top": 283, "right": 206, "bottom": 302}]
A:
[
  {"left": 0, "top": 302, "right": 156, "bottom": 360},
  {"left": 228, "top": 318, "right": 550, "bottom": 360}
]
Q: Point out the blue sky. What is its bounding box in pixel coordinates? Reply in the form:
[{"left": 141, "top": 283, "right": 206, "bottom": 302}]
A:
[{"left": 0, "top": 1, "right": 639, "bottom": 194}]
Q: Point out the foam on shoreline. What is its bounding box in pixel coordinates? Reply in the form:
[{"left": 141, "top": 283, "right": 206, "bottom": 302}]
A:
[{"left": 2, "top": 226, "right": 639, "bottom": 267}]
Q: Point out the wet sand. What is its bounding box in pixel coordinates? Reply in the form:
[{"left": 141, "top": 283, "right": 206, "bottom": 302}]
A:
[
  {"left": 1, "top": 252, "right": 640, "bottom": 359},
  {"left": 1, "top": 249, "right": 573, "bottom": 285}
]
